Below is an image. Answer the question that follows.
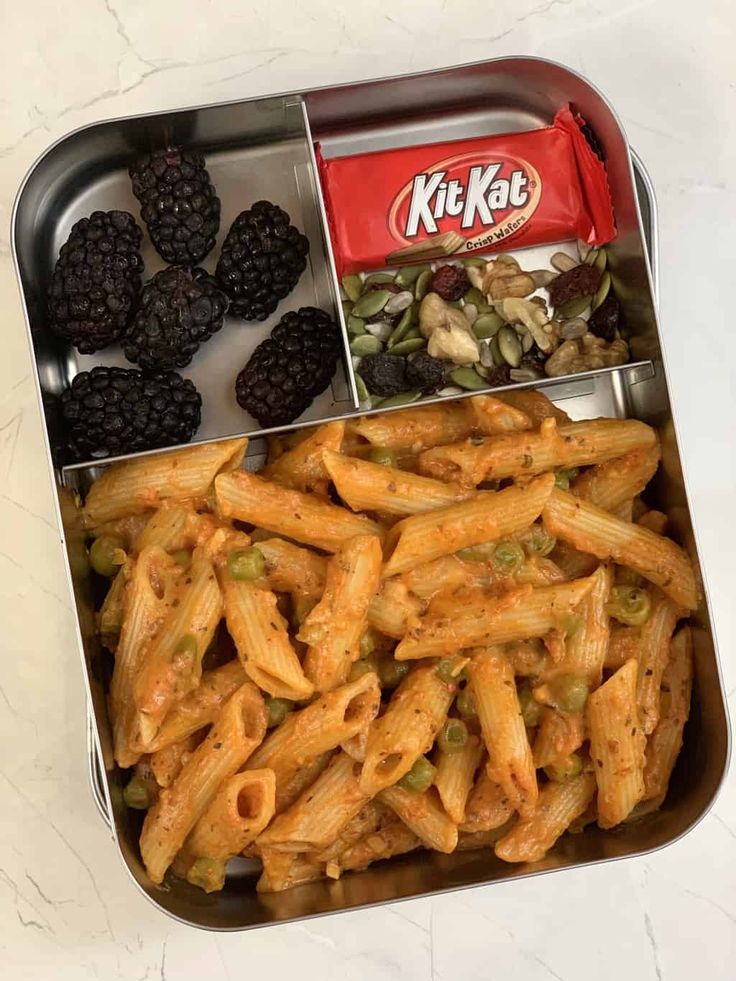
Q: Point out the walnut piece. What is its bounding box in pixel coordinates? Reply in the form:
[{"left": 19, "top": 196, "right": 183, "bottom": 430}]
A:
[
  {"left": 496, "top": 297, "right": 556, "bottom": 353},
  {"left": 419, "top": 292, "right": 480, "bottom": 365},
  {"left": 545, "top": 334, "right": 629, "bottom": 377},
  {"left": 481, "top": 255, "right": 536, "bottom": 300}
]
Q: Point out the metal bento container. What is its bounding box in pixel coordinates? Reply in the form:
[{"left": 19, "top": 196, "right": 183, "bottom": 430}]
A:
[{"left": 12, "top": 56, "right": 730, "bottom": 931}]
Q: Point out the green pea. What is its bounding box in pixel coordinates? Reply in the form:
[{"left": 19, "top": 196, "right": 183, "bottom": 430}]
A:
[
  {"left": 398, "top": 756, "right": 436, "bottom": 793},
  {"left": 493, "top": 540, "right": 525, "bottom": 573},
  {"left": 171, "top": 549, "right": 191, "bottom": 568},
  {"left": 227, "top": 546, "right": 265, "bottom": 581},
  {"left": 348, "top": 654, "right": 378, "bottom": 682},
  {"left": 175, "top": 634, "right": 198, "bottom": 662},
  {"left": 554, "top": 467, "right": 580, "bottom": 490},
  {"left": 518, "top": 686, "right": 542, "bottom": 727},
  {"left": 89, "top": 535, "right": 126, "bottom": 577},
  {"left": 123, "top": 773, "right": 153, "bottom": 810},
  {"left": 456, "top": 686, "right": 477, "bottom": 719},
  {"left": 550, "top": 674, "right": 589, "bottom": 714},
  {"left": 522, "top": 527, "right": 556, "bottom": 558},
  {"left": 544, "top": 753, "right": 584, "bottom": 783},
  {"left": 437, "top": 718, "right": 468, "bottom": 754},
  {"left": 368, "top": 447, "right": 398, "bottom": 468},
  {"left": 560, "top": 613, "right": 582, "bottom": 637},
  {"left": 435, "top": 656, "right": 462, "bottom": 684},
  {"left": 265, "top": 697, "right": 294, "bottom": 728},
  {"left": 378, "top": 657, "right": 410, "bottom": 689},
  {"left": 186, "top": 856, "right": 227, "bottom": 893},
  {"left": 607, "top": 585, "right": 652, "bottom": 626}
]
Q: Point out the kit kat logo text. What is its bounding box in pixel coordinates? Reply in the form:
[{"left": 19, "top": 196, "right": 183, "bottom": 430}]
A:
[{"left": 388, "top": 152, "right": 543, "bottom": 254}]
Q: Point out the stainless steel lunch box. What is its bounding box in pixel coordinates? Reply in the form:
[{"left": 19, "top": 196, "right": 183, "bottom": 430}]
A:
[{"left": 12, "top": 56, "right": 730, "bottom": 931}]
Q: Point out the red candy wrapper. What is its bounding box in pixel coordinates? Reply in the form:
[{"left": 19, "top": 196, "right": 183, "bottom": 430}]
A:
[{"left": 317, "top": 106, "right": 616, "bottom": 277}]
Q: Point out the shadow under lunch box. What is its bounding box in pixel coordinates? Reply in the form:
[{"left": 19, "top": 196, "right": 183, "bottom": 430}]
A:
[{"left": 12, "top": 56, "right": 730, "bottom": 930}]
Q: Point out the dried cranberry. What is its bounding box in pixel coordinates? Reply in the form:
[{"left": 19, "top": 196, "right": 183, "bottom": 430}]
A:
[
  {"left": 547, "top": 263, "right": 600, "bottom": 308},
  {"left": 429, "top": 264, "right": 470, "bottom": 301},
  {"left": 588, "top": 294, "right": 621, "bottom": 342},
  {"left": 485, "top": 365, "right": 512, "bottom": 388}
]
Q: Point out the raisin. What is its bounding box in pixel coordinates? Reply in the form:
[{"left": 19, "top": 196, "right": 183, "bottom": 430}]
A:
[
  {"left": 588, "top": 294, "right": 621, "bottom": 342},
  {"left": 358, "top": 353, "right": 407, "bottom": 396},
  {"left": 547, "top": 263, "right": 601, "bottom": 307},
  {"left": 429, "top": 264, "right": 470, "bottom": 301}
]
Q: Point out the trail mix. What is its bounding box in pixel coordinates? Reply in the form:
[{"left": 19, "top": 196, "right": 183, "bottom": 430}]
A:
[{"left": 342, "top": 241, "right": 628, "bottom": 407}]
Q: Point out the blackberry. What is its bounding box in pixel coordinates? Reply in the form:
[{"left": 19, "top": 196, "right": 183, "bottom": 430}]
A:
[
  {"left": 235, "top": 307, "right": 341, "bottom": 427},
  {"left": 216, "top": 201, "right": 310, "bottom": 321},
  {"left": 122, "top": 266, "right": 229, "bottom": 370},
  {"left": 405, "top": 353, "right": 446, "bottom": 394},
  {"left": 60, "top": 366, "right": 202, "bottom": 462},
  {"left": 129, "top": 148, "right": 220, "bottom": 264},
  {"left": 47, "top": 210, "right": 144, "bottom": 353},
  {"left": 358, "top": 354, "right": 407, "bottom": 397}
]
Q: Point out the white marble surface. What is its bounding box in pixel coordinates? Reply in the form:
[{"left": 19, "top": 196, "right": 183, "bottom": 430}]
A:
[{"left": 1, "top": 0, "right": 734, "bottom": 977}]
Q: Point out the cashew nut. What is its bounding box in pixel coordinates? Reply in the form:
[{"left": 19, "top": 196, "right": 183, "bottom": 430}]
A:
[{"left": 419, "top": 292, "right": 480, "bottom": 365}]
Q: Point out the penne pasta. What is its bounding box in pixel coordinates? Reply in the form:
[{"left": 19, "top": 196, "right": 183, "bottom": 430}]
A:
[
  {"left": 134, "top": 508, "right": 223, "bottom": 556},
  {"left": 382, "top": 473, "right": 555, "bottom": 577},
  {"left": 275, "top": 752, "right": 332, "bottom": 815},
  {"left": 467, "top": 648, "right": 538, "bottom": 817},
  {"left": 418, "top": 418, "right": 656, "bottom": 486},
  {"left": 349, "top": 402, "right": 474, "bottom": 452},
  {"left": 532, "top": 709, "right": 585, "bottom": 769},
  {"left": 310, "top": 801, "right": 386, "bottom": 863},
  {"left": 110, "top": 547, "right": 182, "bottom": 767},
  {"left": 555, "top": 563, "right": 612, "bottom": 687},
  {"left": 366, "top": 579, "right": 424, "bottom": 639},
  {"left": 400, "top": 554, "right": 491, "bottom": 601},
  {"left": 587, "top": 659, "right": 646, "bottom": 828},
  {"left": 336, "top": 818, "right": 421, "bottom": 872},
  {"left": 604, "top": 624, "right": 642, "bottom": 670},
  {"left": 360, "top": 664, "right": 455, "bottom": 795},
  {"left": 145, "top": 660, "right": 246, "bottom": 753},
  {"left": 396, "top": 577, "right": 594, "bottom": 660},
  {"left": 140, "top": 682, "right": 267, "bottom": 883},
  {"left": 247, "top": 673, "right": 381, "bottom": 794},
  {"left": 572, "top": 443, "right": 661, "bottom": 512},
  {"left": 542, "top": 488, "right": 698, "bottom": 609},
  {"left": 150, "top": 733, "right": 201, "bottom": 788},
  {"left": 379, "top": 785, "right": 458, "bottom": 853},
  {"left": 85, "top": 438, "right": 247, "bottom": 525},
  {"left": 643, "top": 626, "right": 693, "bottom": 808},
  {"left": 134, "top": 548, "right": 223, "bottom": 747},
  {"left": 262, "top": 420, "right": 346, "bottom": 497},
  {"left": 459, "top": 766, "right": 514, "bottom": 833},
  {"left": 434, "top": 735, "right": 483, "bottom": 824},
  {"left": 322, "top": 449, "right": 470, "bottom": 516},
  {"left": 635, "top": 591, "right": 683, "bottom": 735},
  {"left": 183, "top": 769, "right": 276, "bottom": 892},
  {"left": 494, "top": 771, "right": 596, "bottom": 862},
  {"left": 468, "top": 394, "right": 533, "bottom": 434},
  {"left": 215, "top": 469, "right": 382, "bottom": 553},
  {"left": 256, "top": 752, "right": 370, "bottom": 853},
  {"left": 98, "top": 556, "right": 133, "bottom": 648},
  {"left": 300, "top": 535, "right": 383, "bottom": 691},
  {"left": 221, "top": 575, "right": 313, "bottom": 701},
  {"left": 257, "top": 849, "right": 324, "bottom": 893},
  {"left": 495, "top": 389, "right": 570, "bottom": 425}
]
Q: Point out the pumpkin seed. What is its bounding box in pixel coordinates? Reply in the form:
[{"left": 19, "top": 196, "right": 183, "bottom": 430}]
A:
[
  {"left": 449, "top": 367, "right": 488, "bottom": 390},
  {"left": 497, "top": 324, "right": 522, "bottom": 367},
  {"left": 594, "top": 249, "right": 607, "bottom": 274},
  {"left": 364, "top": 272, "right": 396, "bottom": 286},
  {"left": 591, "top": 271, "right": 611, "bottom": 311},
  {"left": 390, "top": 337, "right": 427, "bottom": 356},
  {"left": 490, "top": 333, "right": 505, "bottom": 366},
  {"left": 479, "top": 340, "right": 494, "bottom": 368},
  {"left": 352, "top": 289, "right": 391, "bottom": 318},
  {"left": 463, "top": 303, "right": 478, "bottom": 325},
  {"left": 387, "top": 307, "right": 415, "bottom": 347},
  {"left": 510, "top": 367, "right": 544, "bottom": 382},
  {"left": 384, "top": 290, "right": 414, "bottom": 315},
  {"left": 464, "top": 287, "right": 486, "bottom": 307},
  {"left": 475, "top": 364, "right": 491, "bottom": 380},
  {"left": 355, "top": 373, "right": 370, "bottom": 402},
  {"left": 342, "top": 300, "right": 353, "bottom": 320},
  {"left": 551, "top": 252, "right": 577, "bottom": 273},
  {"left": 473, "top": 312, "right": 503, "bottom": 340},
  {"left": 531, "top": 269, "right": 556, "bottom": 288},
  {"left": 560, "top": 317, "right": 588, "bottom": 340},
  {"left": 395, "top": 264, "right": 430, "bottom": 287},
  {"left": 577, "top": 239, "right": 594, "bottom": 263},
  {"left": 414, "top": 269, "right": 433, "bottom": 301},
  {"left": 341, "top": 274, "right": 364, "bottom": 302},
  {"left": 556, "top": 295, "right": 591, "bottom": 319},
  {"left": 461, "top": 257, "right": 487, "bottom": 268},
  {"left": 584, "top": 248, "right": 599, "bottom": 267},
  {"left": 521, "top": 331, "right": 534, "bottom": 353},
  {"left": 347, "top": 315, "right": 366, "bottom": 336},
  {"left": 350, "top": 335, "right": 383, "bottom": 356},
  {"left": 376, "top": 391, "right": 422, "bottom": 408}
]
